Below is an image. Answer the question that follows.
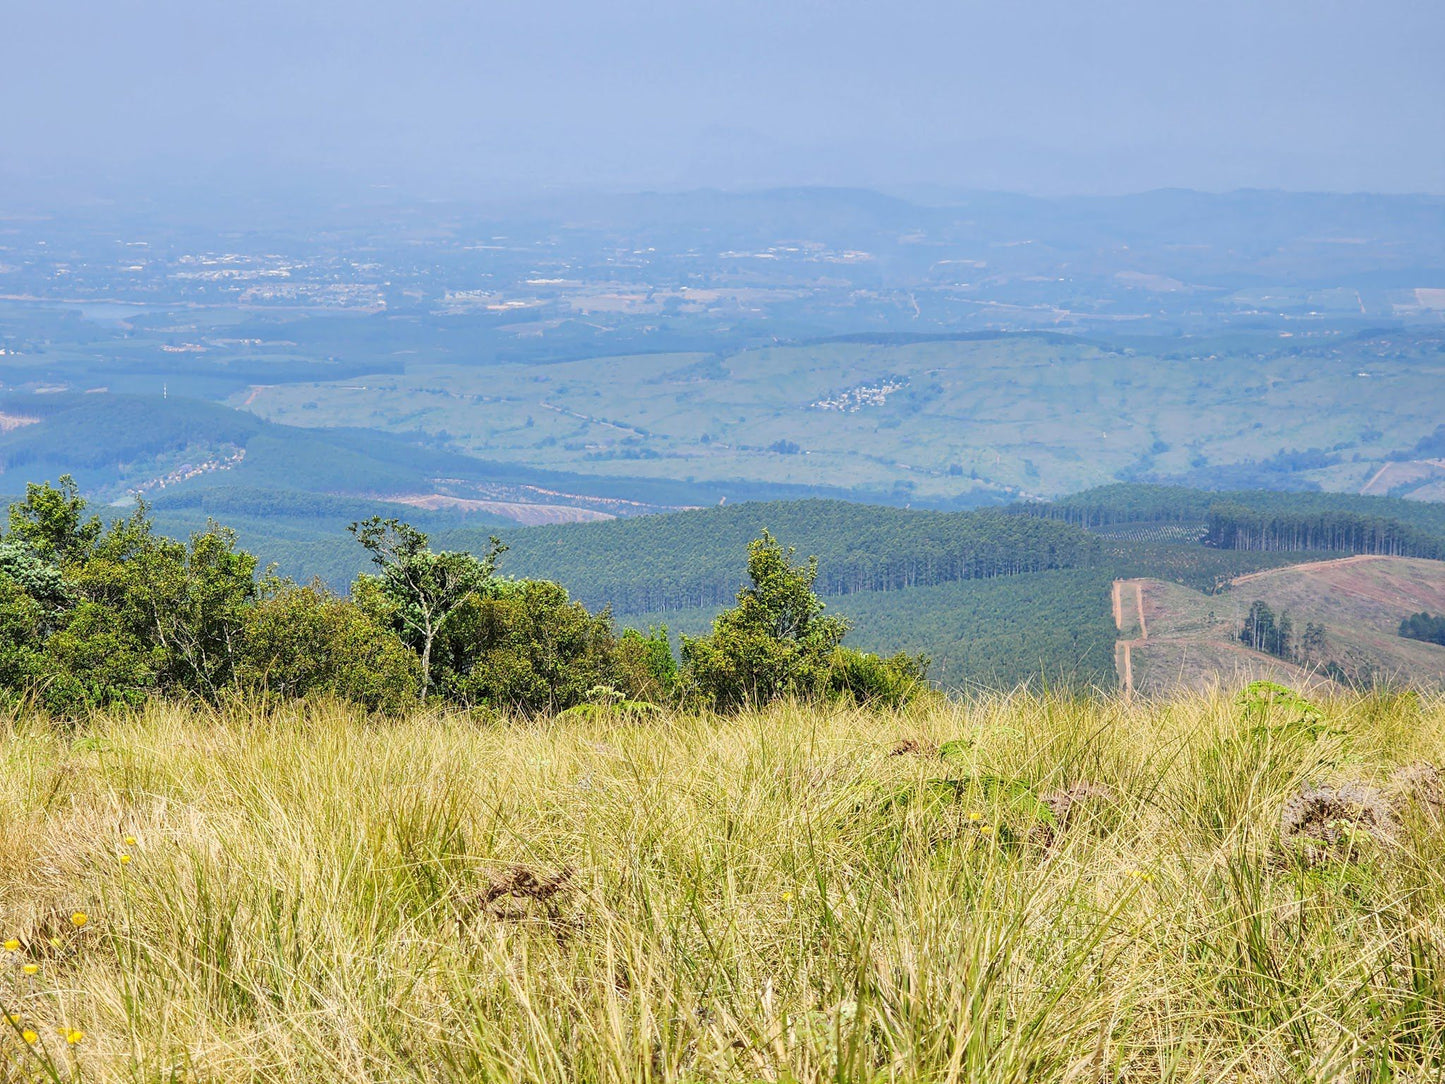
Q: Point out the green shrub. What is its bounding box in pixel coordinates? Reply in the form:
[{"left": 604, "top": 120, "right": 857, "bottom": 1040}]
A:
[
  {"left": 36, "top": 600, "right": 156, "bottom": 713},
  {"left": 614, "top": 626, "right": 676, "bottom": 703},
  {"left": 827, "top": 646, "right": 929, "bottom": 708},
  {"left": 680, "top": 530, "right": 849, "bottom": 710},
  {"left": 238, "top": 582, "right": 420, "bottom": 714},
  {"left": 435, "top": 579, "right": 616, "bottom": 715}
]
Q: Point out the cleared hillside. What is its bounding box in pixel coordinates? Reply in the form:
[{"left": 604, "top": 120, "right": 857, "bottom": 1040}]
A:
[{"left": 1115, "top": 556, "right": 1445, "bottom": 694}]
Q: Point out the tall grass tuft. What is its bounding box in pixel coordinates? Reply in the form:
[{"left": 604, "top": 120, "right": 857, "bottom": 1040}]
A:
[{"left": 0, "top": 689, "right": 1441, "bottom": 1081}]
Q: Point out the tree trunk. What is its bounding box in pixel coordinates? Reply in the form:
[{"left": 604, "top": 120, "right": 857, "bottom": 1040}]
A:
[{"left": 420, "top": 620, "right": 434, "bottom": 700}]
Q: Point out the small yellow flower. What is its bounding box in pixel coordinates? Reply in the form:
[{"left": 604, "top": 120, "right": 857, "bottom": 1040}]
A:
[
  {"left": 119, "top": 854, "right": 132, "bottom": 865},
  {"left": 979, "top": 824, "right": 995, "bottom": 836},
  {"left": 21, "top": 1029, "right": 37, "bottom": 1044},
  {"left": 6, "top": 1013, "right": 19, "bottom": 1024},
  {"left": 48, "top": 937, "right": 62, "bottom": 950},
  {"left": 124, "top": 836, "right": 137, "bottom": 846},
  {"left": 780, "top": 891, "right": 794, "bottom": 902},
  {"left": 66, "top": 1029, "right": 84, "bottom": 1045},
  {"left": 70, "top": 912, "right": 88, "bottom": 928},
  {"left": 2, "top": 939, "right": 17, "bottom": 952},
  {"left": 966, "top": 810, "right": 983, "bottom": 822},
  {"left": 22, "top": 963, "right": 39, "bottom": 976}
]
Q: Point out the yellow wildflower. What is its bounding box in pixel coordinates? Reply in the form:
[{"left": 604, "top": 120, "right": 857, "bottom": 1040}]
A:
[
  {"left": 119, "top": 854, "right": 132, "bottom": 865},
  {"left": 70, "top": 912, "right": 88, "bottom": 928},
  {"left": 21, "top": 1029, "right": 37, "bottom": 1044},
  {"left": 781, "top": 891, "right": 794, "bottom": 902},
  {"left": 124, "top": 836, "right": 137, "bottom": 846},
  {"left": 66, "top": 1029, "right": 84, "bottom": 1045},
  {"left": 48, "top": 937, "right": 62, "bottom": 950},
  {"left": 2, "top": 939, "right": 17, "bottom": 952},
  {"left": 966, "top": 810, "right": 983, "bottom": 822},
  {"left": 6, "top": 1013, "right": 19, "bottom": 1024},
  {"left": 22, "top": 963, "right": 39, "bottom": 976}
]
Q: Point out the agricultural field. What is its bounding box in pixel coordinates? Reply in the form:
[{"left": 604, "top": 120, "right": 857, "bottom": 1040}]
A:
[
  {"left": 1, "top": 691, "right": 1442, "bottom": 1081},
  {"left": 228, "top": 332, "right": 1445, "bottom": 503}
]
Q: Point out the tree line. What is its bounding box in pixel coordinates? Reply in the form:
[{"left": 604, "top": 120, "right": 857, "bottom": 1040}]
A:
[
  {"left": 0, "top": 477, "right": 925, "bottom": 717},
  {"left": 1016, "top": 483, "right": 1445, "bottom": 537},
  {"left": 1012, "top": 483, "right": 1445, "bottom": 561},
  {"left": 1399, "top": 612, "right": 1445, "bottom": 647},
  {"left": 485, "top": 500, "right": 1103, "bottom": 615},
  {"left": 1204, "top": 503, "right": 1445, "bottom": 558}
]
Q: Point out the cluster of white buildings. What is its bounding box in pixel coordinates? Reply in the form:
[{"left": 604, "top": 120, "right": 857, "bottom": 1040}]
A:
[{"left": 811, "top": 378, "right": 908, "bottom": 413}]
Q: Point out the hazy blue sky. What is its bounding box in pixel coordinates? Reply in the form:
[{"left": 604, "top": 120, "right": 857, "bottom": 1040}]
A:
[{"left": 2, "top": 0, "right": 1441, "bottom": 198}]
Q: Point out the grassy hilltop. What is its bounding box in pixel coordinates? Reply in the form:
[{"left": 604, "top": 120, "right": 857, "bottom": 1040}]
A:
[{"left": 1, "top": 689, "right": 1442, "bottom": 1081}]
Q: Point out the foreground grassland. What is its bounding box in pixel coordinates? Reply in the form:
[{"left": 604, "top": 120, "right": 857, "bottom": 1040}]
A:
[{"left": 2, "top": 693, "right": 1443, "bottom": 1082}]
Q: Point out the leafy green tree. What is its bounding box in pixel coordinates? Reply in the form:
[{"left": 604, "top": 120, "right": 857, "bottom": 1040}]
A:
[
  {"left": 680, "top": 530, "right": 849, "bottom": 710},
  {"left": 0, "top": 577, "right": 46, "bottom": 698},
  {"left": 74, "top": 508, "right": 259, "bottom": 699},
  {"left": 0, "top": 537, "right": 70, "bottom": 625},
  {"left": 8, "top": 475, "right": 102, "bottom": 564},
  {"left": 433, "top": 579, "right": 616, "bottom": 714},
  {"left": 350, "top": 517, "right": 505, "bottom": 698},
  {"left": 238, "top": 581, "right": 420, "bottom": 714},
  {"left": 34, "top": 601, "right": 155, "bottom": 713},
  {"left": 0, "top": 481, "right": 261, "bottom": 710}
]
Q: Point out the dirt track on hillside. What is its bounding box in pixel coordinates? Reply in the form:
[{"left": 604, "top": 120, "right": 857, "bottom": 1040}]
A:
[
  {"left": 1114, "top": 579, "right": 1148, "bottom": 697},
  {"left": 1230, "top": 554, "right": 1383, "bottom": 586}
]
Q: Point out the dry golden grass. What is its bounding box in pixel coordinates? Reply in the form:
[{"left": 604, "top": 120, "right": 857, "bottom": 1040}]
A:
[{"left": 1, "top": 689, "right": 1442, "bottom": 1082}]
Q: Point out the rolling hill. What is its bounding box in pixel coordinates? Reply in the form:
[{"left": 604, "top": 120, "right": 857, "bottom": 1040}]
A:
[{"left": 1115, "top": 555, "right": 1445, "bottom": 695}]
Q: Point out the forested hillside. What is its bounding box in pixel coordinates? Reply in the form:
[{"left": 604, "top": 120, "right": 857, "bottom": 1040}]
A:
[
  {"left": 6, "top": 472, "right": 1442, "bottom": 696},
  {"left": 456, "top": 486, "right": 1445, "bottom": 690},
  {"left": 477, "top": 501, "right": 1102, "bottom": 614},
  {"left": 455, "top": 492, "right": 1357, "bottom": 620},
  {"left": 1202, "top": 502, "right": 1445, "bottom": 557},
  {"left": 1017, "top": 483, "right": 1445, "bottom": 557},
  {"left": 1015, "top": 483, "right": 1445, "bottom": 534},
  {"left": 621, "top": 567, "right": 1123, "bottom": 689}
]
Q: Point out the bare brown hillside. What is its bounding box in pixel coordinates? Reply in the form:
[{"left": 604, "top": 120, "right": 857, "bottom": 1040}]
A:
[{"left": 1113, "top": 556, "right": 1445, "bottom": 695}]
